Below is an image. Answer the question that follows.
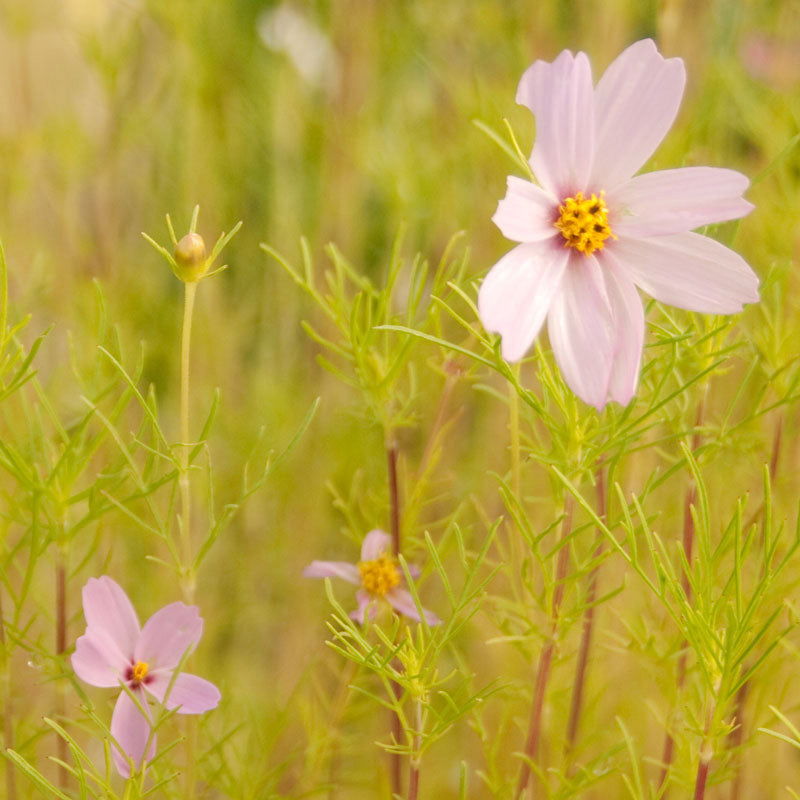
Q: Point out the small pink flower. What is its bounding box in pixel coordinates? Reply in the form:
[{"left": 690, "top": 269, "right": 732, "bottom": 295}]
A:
[
  {"left": 71, "top": 576, "right": 221, "bottom": 777},
  {"left": 304, "top": 529, "right": 441, "bottom": 625},
  {"left": 478, "top": 39, "right": 759, "bottom": 409}
]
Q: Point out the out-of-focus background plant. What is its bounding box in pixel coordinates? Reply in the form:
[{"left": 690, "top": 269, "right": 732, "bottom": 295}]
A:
[{"left": 1, "top": 1, "right": 800, "bottom": 798}]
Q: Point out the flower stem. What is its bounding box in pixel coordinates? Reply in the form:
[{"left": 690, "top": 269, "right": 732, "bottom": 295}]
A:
[
  {"left": 387, "top": 441, "right": 401, "bottom": 558},
  {"left": 386, "top": 438, "right": 403, "bottom": 797},
  {"left": 693, "top": 706, "right": 714, "bottom": 800},
  {"left": 659, "top": 395, "right": 706, "bottom": 794},
  {"left": 179, "top": 281, "right": 197, "bottom": 603},
  {"left": 726, "top": 413, "right": 780, "bottom": 798},
  {"left": 516, "top": 495, "right": 575, "bottom": 799},
  {"left": 407, "top": 765, "right": 420, "bottom": 800},
  {"left": 509, "top": 369, "right": 521, "bottom": 499},
  {"left": 407, "top": 699, "right": 423, "bottom": 800},
  {"left": 693, "top": 757, "right": 710, "bottom": 800},
  {"left": 178, "top": 281, "right": 199, "bottom": 797},
  {"left": 727, "top": 681, "right": 748, "bottom": 800},
  {"left": 0, "top": 584, "right": 17, "bottom": 800},
  {"left": 564, "top": 464, "right": 606, "bottom": 760},
  {"left": 55, "top": 548, "right": 68, "bottom": 789}
]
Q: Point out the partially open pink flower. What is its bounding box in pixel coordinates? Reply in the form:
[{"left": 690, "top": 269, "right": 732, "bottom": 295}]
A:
[
  {"left": 71, "top": 576, "right": 221, "bottom": 777},
  {"left": 478, "top": 39, "right": 759, "bottom": 409},
  {"left": 304, "top": 529, "right": 441, "bottom": 625}
]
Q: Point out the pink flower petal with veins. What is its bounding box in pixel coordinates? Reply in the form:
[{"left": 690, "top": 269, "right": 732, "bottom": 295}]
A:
[
  {"left": 492, "top": 177, "right": 559, "bottom": 243},
  {"left": 135, "top": 602, "right": 203, "bottom": 670},
  {"left": 360, "top": 529, "right": 392, "bottom": 561},
  {"left": 110, "top": 690, "right": 154, "bottom": 779},
  {"left": 612, "top": 167, "right": 754, "bottom": 237},
  {"left": 478, "top": 242, "right": 569, "bottom": 362},
  {"left": 517, "top": 50, "right": 595, "bottom": 196},
  {"left": 302, "top": 561, "right": 360, "bottom": 583},
  {"left": 592, "top": 39, "right": 686, "bottom": 189},
  {"left": 387, "top": 588, "right": 441, "bottom": 626},
  {"left": 613, "top": 232, "right": 759, "bottom": 314},
  {"left": 349, "top": 590, "right": 376, "bottom": 624},
  {"left": 145, "top": 671, "right": 222, "bottom": 714},
  {"left": 81, "top": 577, "right": 140, "bottom": 666},
  {"left": 72, "top": 630, "right": 126, "bottom": 688},
  {"left": 547, "top": 256, "right": 615, "bottom": 409},
  {"left": 599, "top": 253, "right": 645, "bottom": 406}
]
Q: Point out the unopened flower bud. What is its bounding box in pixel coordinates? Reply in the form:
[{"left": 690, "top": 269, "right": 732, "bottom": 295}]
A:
[{"left": 174, "top": 233, "right": 208, "bottom": 282}]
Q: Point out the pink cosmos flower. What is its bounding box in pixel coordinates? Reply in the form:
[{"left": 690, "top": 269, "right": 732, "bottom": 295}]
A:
[
  {"left": 478, "top": 39, "right": 759, "bottom": 409},
  {"left": 71, "top": 576, "right": 221, "bottom": 777},
  {"left": 304, "top": 529, "right": 441, "bottom": 625}
]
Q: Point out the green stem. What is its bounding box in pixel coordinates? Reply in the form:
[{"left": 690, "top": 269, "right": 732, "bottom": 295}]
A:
[
  {"left": 179, "top": 281, "right": 199, "bottom": 797},
  {"left": 179, "top": 281, "right": 197, "bottom": 603},
  {"left": 386, "top": 438, "right": 403, "bottom": 797},
  {"left": 407, "top": 699, "right": 423, "bottom": 800},
  {"left": 509, "top": 370, "right": 521, "bottom": 499},
  {"left": 0, "top": 583, "right": 17, "bottom": 800}
]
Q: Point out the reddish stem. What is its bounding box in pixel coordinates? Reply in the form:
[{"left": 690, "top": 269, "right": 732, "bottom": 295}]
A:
[
  {"left": 516, "top": 497, "right": 575, "bottom": 799},
  {"left": 55, "top": 557, "right": 68, "bottom": 789},
  {"left": 659, "top": 398, "right": 705, "bottom": 794},
  {"left": 565, "top": 466, "right": 607, "bottom": 758},
  {"left": 727, "top": 681, "right": 749, "bottom": 800},
  {"left": 769, "top": 414, "right": 782, "bottom": 482},
  {"left": 387, "top": 440, "right": 403, "bottom": 797},
  {"left": 408, "top": 763, "right": 420, "bottom": 800},
  {"left": 693, "top": 756, "right": 710, "bottom": 800}
]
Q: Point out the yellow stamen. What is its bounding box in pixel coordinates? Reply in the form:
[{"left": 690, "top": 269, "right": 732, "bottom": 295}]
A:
[
  {"left": 358, "top": 555, "right": 400, "bottom": 597},
  {"left": 132, "top": 661, "right": 149, "bottom": 683},
  {"left": 554, "top": 191, "right": 616, "bottom": 255}
]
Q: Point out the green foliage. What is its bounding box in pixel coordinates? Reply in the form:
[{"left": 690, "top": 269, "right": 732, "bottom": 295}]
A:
[{"left": 1, "top": 1, "right": 800, "bottom": 799}]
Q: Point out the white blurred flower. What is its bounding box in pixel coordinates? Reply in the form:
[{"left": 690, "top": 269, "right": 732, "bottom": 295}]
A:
[{"left": 257, "top": 4, "right": 339, "bottom": 95}]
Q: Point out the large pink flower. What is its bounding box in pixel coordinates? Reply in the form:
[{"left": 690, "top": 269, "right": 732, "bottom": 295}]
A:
[
  {"left": 478, "top": 39, "right": 759, "bottom": 409},
  {"left": 71, "top": 576, "right": 221, "bottom": 777},
  {"left": 304, "top": 529, "right": 441, "bottom": 625}
]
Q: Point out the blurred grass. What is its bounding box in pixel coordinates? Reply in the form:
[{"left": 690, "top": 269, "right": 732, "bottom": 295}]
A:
[{"left": 0, "top": 0, "right": 799, "bottom": 797}]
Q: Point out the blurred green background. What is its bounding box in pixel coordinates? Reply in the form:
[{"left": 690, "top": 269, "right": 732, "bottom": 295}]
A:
[{"left": 1, "top": 0, "right": 800, "bottom": 797}]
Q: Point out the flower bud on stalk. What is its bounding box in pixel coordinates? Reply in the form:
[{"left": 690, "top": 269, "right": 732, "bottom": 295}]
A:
[{"left": 174, "top": 232, "right": 208, "bottom": 283}]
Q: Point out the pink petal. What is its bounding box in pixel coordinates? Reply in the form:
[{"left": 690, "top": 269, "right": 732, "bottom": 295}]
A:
[
  {"left": 612, "top": 167, "right": 754, "bottom": 237},
  {"left": 134, "top": 603, "right": 203, "bottom": 671},
  {"left": 145, "top": 670, "right": 221, "bottom": 714},
  {"left": 81, "top": 576, "right": 140, "bottom": 666},
  {"left": 71, "top": 630, "right": 127, "bottom": 688},
  {"left": 492, "top": 177, "right": 558, "bottom": 243},
  {"left": 349, "top": 590, "right": 377, "bottom": 624},
  {"left": 303, "top": 561, "right": 360, "bottom": 584},
  {"left": 517, "top": 50, "right": 595, "bottom": 196},
  {"left": 386, "top": 588, "right": 441, "bottom": 626},
  {"left": 478, "top": 242, "right": 569, "bottom": 362},
  {"left": 547, "top": 254, "right": 615, "bottom": 409},
  {"left": 598, "top": 254, "right": 645, "bottom": 406},
  {"left": 592, "top": 39, "right": 686, "bottom": 189},
  {"left": 360, "top": 529, "right": 393, "bottom": 561},
  {"left": 612, "top": 232, "right": 759, "bottom": 313},
  {"left": 110, "top": 690, "right": 154, "bottom": 778}
]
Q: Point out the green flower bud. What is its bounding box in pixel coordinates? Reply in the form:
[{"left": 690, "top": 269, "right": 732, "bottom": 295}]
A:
[{"left": 174, "top": 233, "right": 208, "bottom": 282}]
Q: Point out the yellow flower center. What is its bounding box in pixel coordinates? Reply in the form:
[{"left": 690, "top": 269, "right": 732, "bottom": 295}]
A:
[
  {"left": 358, "top": 555, "right": 400, "bottom": 597},
  {"left": 132, "top": 661, "right": 149, "bottom": 683},
  {"left": 554, "top": 191, "right": 616, "bottom": 255}
]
